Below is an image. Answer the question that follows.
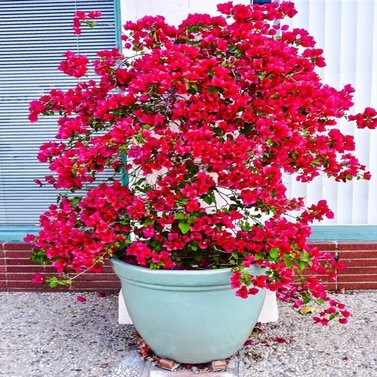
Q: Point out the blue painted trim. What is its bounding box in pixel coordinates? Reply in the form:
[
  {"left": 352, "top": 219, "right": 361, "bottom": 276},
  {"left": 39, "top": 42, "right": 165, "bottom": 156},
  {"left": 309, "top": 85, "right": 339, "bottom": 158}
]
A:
[
  {"left": 310, "top": 226, "right": 377, "bottom": 241},
  {"left": 0, "top": 227, "right": 39, "bottom": 242},
  {"left": 121, "top": 154, "right": 129, "bottom": 186},
  {"left": 114, "top": 0, "right": 122, "bottom": 49},
  {"left": 2, "top": 225, "right": 377, "bottom": 243},
  {"left": 114, "top": 0, "right": 129, "bottom": 187},
  {"left": 252, "top": 0, "right": 272, "bottom": 4}
]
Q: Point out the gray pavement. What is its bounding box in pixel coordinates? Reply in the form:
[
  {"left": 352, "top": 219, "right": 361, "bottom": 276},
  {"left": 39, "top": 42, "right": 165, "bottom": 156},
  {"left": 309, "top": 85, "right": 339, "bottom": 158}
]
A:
[{"left": 0, "top": 291, "right": 376, "bottom": 377}]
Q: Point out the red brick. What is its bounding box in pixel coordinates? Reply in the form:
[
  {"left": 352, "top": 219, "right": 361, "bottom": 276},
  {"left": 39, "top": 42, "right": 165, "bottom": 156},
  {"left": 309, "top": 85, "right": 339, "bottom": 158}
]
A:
[
  {"left": 0, "top": 280, "right": 7, "bottom": 290},
  {"left": 5, "top": 280, "right": 121, "bottom": 291},
  {"left": 321, "top": 282, "right": 337, "bottom": 290},
  {"left": 339, "top": 267, "right": 377, "bottom": 275},
  {"left": 338, "top": 274, "right": 377, "bottom": 282},
  {"left": 309, "top": 241, "right": 338, "bottom": 250},
  {"left": 71, "top": 281, "right": 120, "bottom": 290},
  {"left": 76, "top": 274, "right": 118, "bottom": 282},
  {"left": 6, "top": 273, "right": 44, "bottom": 281},
  {"left": 3, "top": 243, "right": 33, "bottom": 251},
  {"left": 2, "top": 240, "right": 377, "bottom": 293},
  {"left": 339, "top": 250, "right": 377, "bottom": 259},
  {"left": 5, "top": 260, "right": 40, "bottom": 268},
  {"left": 342, "top": 259, "right": 377, "bottom": 267},
  {"left": 6, "top": 281, "right": 36, "bottom": 289},
  {"left": 6, "top": 266, "right": 45, "bottom": 273},
  {"left": 338, "top": 282, "right": 377, "bottom": 290},
  {"left": 99, "top": 266, "right": 115, "bottom": 273},
  {"left": 338, "top": 242, "right": 377, "bottom": 250},
  {"left": 8, "top": 287, "right": 56, "bottom": 292},
  {"left": 4, "top": 251, "right": 33, "bottom": 259}
]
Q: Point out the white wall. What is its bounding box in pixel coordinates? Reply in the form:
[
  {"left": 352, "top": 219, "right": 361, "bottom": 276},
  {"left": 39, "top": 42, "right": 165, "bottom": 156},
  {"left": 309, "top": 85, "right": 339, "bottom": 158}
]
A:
[{"left": 119, "top": 0, "right": 377, "bottom": 225}]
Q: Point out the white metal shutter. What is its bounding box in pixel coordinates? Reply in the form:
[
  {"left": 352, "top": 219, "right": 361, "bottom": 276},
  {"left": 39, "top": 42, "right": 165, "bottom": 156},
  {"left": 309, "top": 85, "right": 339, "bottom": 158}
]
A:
[
  {"left": 0, "top": 0, "right": 118, "bottom": 226},
  {"left": 285, "top": 0, "right": 377, "bottom": 225}
]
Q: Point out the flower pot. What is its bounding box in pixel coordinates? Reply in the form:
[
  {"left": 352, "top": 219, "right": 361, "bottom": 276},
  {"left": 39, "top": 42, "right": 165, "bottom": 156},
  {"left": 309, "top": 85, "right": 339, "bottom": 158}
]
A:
[{"left": 111, "top": 257, "right": 266, "bottom": 364}]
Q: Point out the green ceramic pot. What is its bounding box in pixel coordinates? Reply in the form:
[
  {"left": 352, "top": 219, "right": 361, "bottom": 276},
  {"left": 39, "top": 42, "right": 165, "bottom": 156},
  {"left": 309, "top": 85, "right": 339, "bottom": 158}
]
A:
[{"left": 111, "top": 257, "right": 266, "bottom": 364}]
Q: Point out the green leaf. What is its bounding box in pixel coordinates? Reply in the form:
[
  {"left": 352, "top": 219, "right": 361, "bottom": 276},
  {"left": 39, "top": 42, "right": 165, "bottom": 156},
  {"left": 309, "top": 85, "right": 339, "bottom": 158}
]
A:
[
  {"left": 231, "top": 252, "right": 239, "bottom": 260},
  {"left": 300, "top": 251, "right": 311, "bottom": 262},
  {"left": 148, "top": 238, "right": 162, "bottom": 252},
  {"left": 240, "top": 123, "right": 254, "bottom": 135},
  {"left": 269, "top": 248, "right": 280, "bottom": 259},
  {"left": 47, "top": 277, "right": 58, "bottom": 288},
  {"left": 295, "top": 259, "right": 307, "bottom": 271},
  {"left": 240, "top": 220, "right": 251, "bottom": 232},
  {"left": 284, "top": 257, "right": 293, "bottom": 269},
  {"left": 178, "top": 222, "right": 190, "bottom": 234},
  {"left": 30, "top": 249, "right": 48, "bottom": 265},
  {"left": 202, "top": 192, "right": 215, "bottom": 205},
  {"left": 175, "top": 197, "right": 188, "bottom": 206},
  {"left": 206, "top": 86, "right": 224, "bottom": 94},
  {"left": 174, "top": 213, "right": 186, "bottom": 220},
  {"left": 186, "top": 161, "right": 199, "bottom": 175},
  {"left": 71, "top": 197, "right": 81, "bottom": 206}
]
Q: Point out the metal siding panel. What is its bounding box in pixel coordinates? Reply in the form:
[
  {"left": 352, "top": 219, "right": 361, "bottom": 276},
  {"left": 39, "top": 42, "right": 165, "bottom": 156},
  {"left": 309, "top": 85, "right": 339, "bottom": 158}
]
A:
[
  {"left": 0, "top": 0, "right": 117, "bottom": 226},
  {"left": 287, "top": 0, "right": 377, "bottom": 228}
]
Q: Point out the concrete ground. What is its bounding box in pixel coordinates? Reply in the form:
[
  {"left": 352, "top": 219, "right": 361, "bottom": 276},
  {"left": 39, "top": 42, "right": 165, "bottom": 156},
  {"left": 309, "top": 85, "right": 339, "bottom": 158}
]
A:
[{"left": 0, "top": 291, "right": 376, "bottom": 377}]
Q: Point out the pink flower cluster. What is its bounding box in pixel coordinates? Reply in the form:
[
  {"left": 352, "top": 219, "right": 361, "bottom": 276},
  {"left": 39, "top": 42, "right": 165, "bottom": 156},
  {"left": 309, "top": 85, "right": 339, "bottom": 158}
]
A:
[
  {"left": 59, "top": 51, "right": 89, "bottom": 78},
  {"left": 73, "top": 10, "right": 102, "bottom": 35},
  {"left": 27, "top": 2, "right": 377, "bottom": 324}
]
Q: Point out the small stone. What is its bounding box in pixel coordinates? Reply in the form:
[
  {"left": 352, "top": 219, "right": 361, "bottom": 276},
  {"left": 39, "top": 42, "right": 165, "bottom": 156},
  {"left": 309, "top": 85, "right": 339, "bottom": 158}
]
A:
[
  {"left": 211, "top": 360, "right": 227, "bottom": 372},
  {"left": 157, "top": 358, "right": 180, "bottom": 371}
]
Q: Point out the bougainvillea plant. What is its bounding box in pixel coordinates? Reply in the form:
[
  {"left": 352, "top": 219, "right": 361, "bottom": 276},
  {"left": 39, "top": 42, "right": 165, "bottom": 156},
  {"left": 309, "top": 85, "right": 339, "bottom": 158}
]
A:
[{"left": 26, "top": 2, "right": 377, "bottom": 325}]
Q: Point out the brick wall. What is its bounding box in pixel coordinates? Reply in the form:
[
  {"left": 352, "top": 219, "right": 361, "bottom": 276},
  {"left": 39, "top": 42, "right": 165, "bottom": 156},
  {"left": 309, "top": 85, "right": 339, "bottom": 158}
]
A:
[
  {"left": 0, "top": 242, "right": 120, "bottom": 292},
  {"left": 0, "top": 241, "right": 376, "bottom": 292}
]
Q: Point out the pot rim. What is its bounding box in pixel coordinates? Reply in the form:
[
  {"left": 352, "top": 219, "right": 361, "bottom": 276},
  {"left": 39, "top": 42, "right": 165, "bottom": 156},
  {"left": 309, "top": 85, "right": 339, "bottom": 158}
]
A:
[{"left": 111, "top": 255, "right": 266, "bottom": 287}]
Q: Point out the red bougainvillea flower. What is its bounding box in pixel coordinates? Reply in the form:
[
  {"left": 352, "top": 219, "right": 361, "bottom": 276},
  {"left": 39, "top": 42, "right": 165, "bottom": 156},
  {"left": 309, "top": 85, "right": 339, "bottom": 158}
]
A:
[
  {"left": 26, "top": 2, "right": 377, "bottom": 325},
  {"left": 31, "top": 273, "right": 45, "bottom": 285},
  {"left": 73, "top": 10, "right": 102, "bottom": 35},
  {"left": 58, "top": 51, "right": 89, "bottom": 78}
]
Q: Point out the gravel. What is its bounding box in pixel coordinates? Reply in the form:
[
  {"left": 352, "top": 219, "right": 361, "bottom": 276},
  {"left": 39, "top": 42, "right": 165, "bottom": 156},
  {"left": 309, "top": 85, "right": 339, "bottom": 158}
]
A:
[
  {"left": 239, "top": 291, "right": 377, "bottom": 377},
  {"left": 0, "top": 291, "right": 376, "bottom": 377},
  {"left": 0, "top": 292, "right": 138, "bottom": 377}
]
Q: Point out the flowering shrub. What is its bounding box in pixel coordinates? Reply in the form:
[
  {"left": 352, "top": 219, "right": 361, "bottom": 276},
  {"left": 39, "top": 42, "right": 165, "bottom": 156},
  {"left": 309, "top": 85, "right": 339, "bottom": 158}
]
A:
[{"left": 27, "top": 2, "right": 377, "bottom": 325}]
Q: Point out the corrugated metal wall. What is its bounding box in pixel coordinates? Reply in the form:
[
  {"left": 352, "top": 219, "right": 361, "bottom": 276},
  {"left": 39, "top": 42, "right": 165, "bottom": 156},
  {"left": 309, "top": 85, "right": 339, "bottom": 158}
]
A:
[
  {"left": 285, "top": 0, "right": 377, "bottom": 225},
  {"left": 0, "top": 0, "right": 118, "bottom": 226}
]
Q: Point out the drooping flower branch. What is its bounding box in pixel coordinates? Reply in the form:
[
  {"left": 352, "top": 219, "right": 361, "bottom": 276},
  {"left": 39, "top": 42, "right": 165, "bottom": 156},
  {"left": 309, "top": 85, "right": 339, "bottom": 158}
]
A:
[{"left": 27, "top": 2, "right": 377, "bottom": 324}]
